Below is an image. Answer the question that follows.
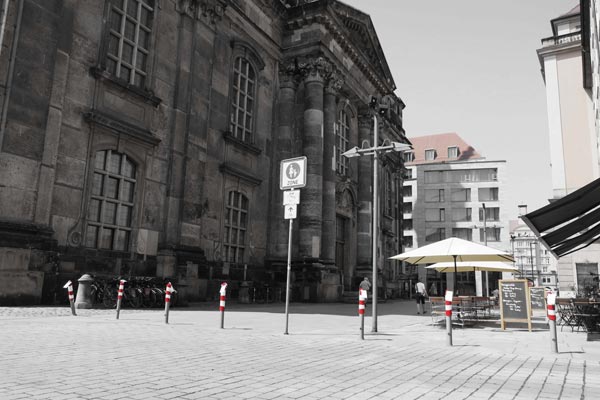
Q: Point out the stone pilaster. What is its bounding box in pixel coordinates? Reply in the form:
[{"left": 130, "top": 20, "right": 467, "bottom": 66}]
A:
[
  {"left": 298, "top": 57, "right": 329, "bottom": 260},
  {"left": 272, "top": 63, "right": 299, "bottom": 258},
  {"left": 321, "top": 73, "right": 343, "bottom": 265},
  {"left": 357, "top": 110, "right": 373, "bottom": 268}
]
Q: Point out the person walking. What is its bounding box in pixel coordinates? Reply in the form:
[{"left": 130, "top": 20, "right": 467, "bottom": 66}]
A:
[{"left": 415, "top": 279, "right": 427, "bottom": 315}]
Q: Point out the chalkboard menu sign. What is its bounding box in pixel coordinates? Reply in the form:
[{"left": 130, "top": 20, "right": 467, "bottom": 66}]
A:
[
  {"left": 499, "top": 280, "right": 532, "bottom": 331},
  {"left": 529, "top": 287, "right": 546, "bottom": 310}
]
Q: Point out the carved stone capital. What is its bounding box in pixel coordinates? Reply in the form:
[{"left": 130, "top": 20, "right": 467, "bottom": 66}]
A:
[
  {"left": 358, "top": 111, "right": 373, "bottom": 130},
  {"left": 298, "top": 56, "right": 332, "bottom": 84},
  {"left": 325, "top": 71, "right": 344, "bottom": 95},
  {"left": 278, "top": 61, "right": 300, "bottom": 90},
  {"left": 178, "top": 0, "right": 227, "bottom": 23}
]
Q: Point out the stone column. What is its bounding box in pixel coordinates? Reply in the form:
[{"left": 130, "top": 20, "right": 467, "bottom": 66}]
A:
[
  {"left": 321, "top": 73, "right": 343, "bottom": 265},
  {"left": 272, "top": 64, "right": 299, "bottom": 258},
  {"left": 356, "top": 110, "right": 373, "bottom": 269},
  {"left": 298, "top": 58, "right": 329, "bottom": 260}
]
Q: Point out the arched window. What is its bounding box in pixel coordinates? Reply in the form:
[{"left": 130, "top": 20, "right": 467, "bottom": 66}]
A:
[
  {"left": 86, "top": 150, "right": 136, "bottom": 251},
  {"left": 105, "top": 0, "right": 155, "bottom": 87},
  {"left": 336, "top": 109, "right": 350, "bottom": 175},
  {"left": 224, "top": 191, "right": 249, "bottom": 264},
  {"left": 230, "top": 57, "right": 256, "bottom": 143}
]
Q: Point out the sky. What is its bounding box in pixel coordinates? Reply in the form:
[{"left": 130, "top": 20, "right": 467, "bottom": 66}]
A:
[{"left": 341, "top": 0, "right": 573, "bottom": 221}]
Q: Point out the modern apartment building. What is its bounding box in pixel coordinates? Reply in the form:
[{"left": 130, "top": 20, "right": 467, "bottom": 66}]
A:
[
  {"left": 509, "top": 218, "right": 558, "bottom": 288},
  {"left": 535, "top": 3, "right": 600, "bottom": 296},
  {"left": 402, "top": 133, "right": 509, "bottom": 296}
]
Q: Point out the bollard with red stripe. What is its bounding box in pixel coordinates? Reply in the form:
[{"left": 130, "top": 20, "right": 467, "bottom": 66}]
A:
[
  {"left": 116, "top": 279, "right": 126, "bottom": 320},
  {"left": 547, "top": 291, "right": 558, "bottom": 353},
  {"left": 358, "top": 289, "right": 367, "bottom": 340},
  {"left": 164, "top": 282, "right": 175, "bottom": 324},
  {"left": 445, "top": 290, "right": 453, "bottom": 346},
  {"left": 219, "top": 282, "right": 228, "bottom": 329},
  {"left": 63, "top": 280, "right": 77, "bottom": 316}
]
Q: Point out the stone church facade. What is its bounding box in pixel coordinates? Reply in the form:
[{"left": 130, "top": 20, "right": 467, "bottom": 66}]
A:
[{"left": 0, "top": 0, "right": 408, "bottom": 304}]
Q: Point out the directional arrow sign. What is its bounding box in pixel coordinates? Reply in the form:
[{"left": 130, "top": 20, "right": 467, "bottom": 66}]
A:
[{"left": 284, "top": 204, "right": 297, "bottom": 220}]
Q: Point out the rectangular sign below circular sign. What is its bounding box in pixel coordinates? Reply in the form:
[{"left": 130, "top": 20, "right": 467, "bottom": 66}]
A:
[
  {"left": 284, "top": 204, "right": 297, "bottom": 220},
  {"left": 280, "top": 156, "right": 307, "bottom": 190}
]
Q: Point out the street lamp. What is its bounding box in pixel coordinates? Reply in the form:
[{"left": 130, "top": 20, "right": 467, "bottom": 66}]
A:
[{"left": 342, "top": 101, "right": 411, "bottom": 333}]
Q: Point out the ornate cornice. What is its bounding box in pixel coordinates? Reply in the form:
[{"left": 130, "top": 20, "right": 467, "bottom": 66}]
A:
[
  {"left": 219, "top": 163, "right": 262, "bottom": 186},
  {"left": 83, "top": 110, "right": 161, "bottom": 147},
  {"left": 177, "top": 0, "right": 228, "bottom": 23}
]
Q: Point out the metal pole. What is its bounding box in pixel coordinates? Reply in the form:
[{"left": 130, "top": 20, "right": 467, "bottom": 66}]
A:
[
  {"left": 529, "top": 242, "right": 535, "bottom": 286},
  {"left": 483, "top": 203, "right": 489, "bottom": 297},
  {"left": 372, "top": 113, "right": 378, "bottom": 333},
  {"left": 547, "top": 293, "right": 558, "bottom": 353},
  {"left": 284, "top": 218, "right": 293, "bottom": 335}
]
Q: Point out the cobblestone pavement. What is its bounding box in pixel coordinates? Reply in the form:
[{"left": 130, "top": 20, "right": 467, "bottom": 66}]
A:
[{"left": 1, "top": 300, "right": 599, "bottom": 399}]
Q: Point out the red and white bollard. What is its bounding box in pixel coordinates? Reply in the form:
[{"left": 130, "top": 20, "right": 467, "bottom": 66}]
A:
[
  {"left": 164, "top": 282, "right": 175, "bottom": 324},
  {"left": 220, "top": 282, "right": 228, "bottom": 329},
  {"left": 63, "top": 280, "right": 76, "bottom": 316},
  {"left": 116, "top": 279, "right": 126, "bottom": 320},
  {"left": 358, "top": 289, "right": 367, "bottom": 340},
  {"left": 547, "top": 291, "right": 558, "bottom": 353},
  {"left": 445, "top": 290, "right": 453, "bottom": 346}
]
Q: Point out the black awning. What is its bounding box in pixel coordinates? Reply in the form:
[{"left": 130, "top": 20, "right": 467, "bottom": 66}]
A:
[{"left": 521, "top": 177, "right": 600, "bottom": 258}]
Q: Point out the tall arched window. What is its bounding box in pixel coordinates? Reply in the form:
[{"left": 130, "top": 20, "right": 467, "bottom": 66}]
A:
[
  {"left": 336, "top": 109, "right": 350, "bottom": 175},
  {"left": 230, "top": 57, "right": 256, "bottom": 143},
  {"left": 224, "top": 191, "right": 249, "bottom": 264},
  {"left": 86, "top": 150, "right": 136, "bottom": 251}
]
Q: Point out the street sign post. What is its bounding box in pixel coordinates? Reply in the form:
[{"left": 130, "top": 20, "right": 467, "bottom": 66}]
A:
[{"left": 281, "top": 157, "right": 306, "bottom": 335}]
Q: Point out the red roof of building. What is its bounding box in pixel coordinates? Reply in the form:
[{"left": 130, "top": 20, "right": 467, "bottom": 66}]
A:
[{"left": 405, "top": 132, "right": 483, "bottom": 165}]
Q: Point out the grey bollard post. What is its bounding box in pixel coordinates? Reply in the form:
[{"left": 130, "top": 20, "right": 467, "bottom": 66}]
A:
[
  {"left": 164, "top": 282, "right": 174, "bottom": 324},
  {"left": 116, "top": 279, "right": 126, "bottom": 320},
  {"left": 63, "top": 281, "right": 76, "bottom": 316},
  {"left": 547, "top": 292, "right": 558, "bottom": 353},
  {"left": 359, "top": 289, "right": 366, "bottom": 340},
  {"left": 445, "top": 290, "right": 454, "bottom": 346},
  {"left": 74, "top": 274, "right": 94, "bottom": 309},
  {"left": 219, "top": 282, "right": 227, "bottom": 329}
]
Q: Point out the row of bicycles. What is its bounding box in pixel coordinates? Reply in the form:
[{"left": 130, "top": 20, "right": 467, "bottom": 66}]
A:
[{"left": 90, "top": 276, "right": 178, "bottom": 309}]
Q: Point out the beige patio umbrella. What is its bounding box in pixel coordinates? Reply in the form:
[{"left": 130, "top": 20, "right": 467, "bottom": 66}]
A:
[{"left": 389, "top": 237, "right": 515, "bottom": 293}]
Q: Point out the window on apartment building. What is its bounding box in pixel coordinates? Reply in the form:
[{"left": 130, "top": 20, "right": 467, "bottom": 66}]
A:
[
  {"left": 85, "top": 150, "right": 136, "bottom": 251},
  {"left": 425, "top": 228, "right": 445, "bottom": 242},
  {"left": 403, "top": 152, "right": 414, "bottom": 162},
  {"left": 403, "top": 218, "right": 413, "bottom": 230},
  {"left": 425, "top": 208, "right": 445, "bottom": 222},
  {"left": 447, "top": 146, "right": 459, "bottom": 159},
  {"left": 479, "top": 187, "right": 499, "bottom": 201},
  {"left": 479, "top": 207, "right": 500, "bottom": 221},
  {"left": 425, "top": 189, "right": 444, "bottom": 202},
  {"left": 576, "top": 263, "right": 599, "bottom": 292},
  {"left": 425, "top": 149, "right": 436, "bottom": 161},
  {"left": 452, "top": 228, "right": 472, "bottom": 241},
  {"left": 230, "top": 57, "right": 257, "bottom": 143},
  {"left": 105, "top": 0, "right": 155, "bottom": 88},
  {"left": 446, "top": 169, "right": 498, "bottom": 183},
  {"left": 402, "top": 185, "right": 412, "bottom": 197},
  {"left": 403, "top": 202, "right": 413, "bottom": 214},
  {"left": 336, "top": 109, "right": 350, "bottom": 175},
  {"left": 224, "top": 191, "right": 249, "bottom": 264},
  {"left": 479, "top": 227, "right": 501, "bottom": 242},
  {"left": 403, "top": 168, "right": 413, "bottom": 180},
  {"left": 403, "top": 235, "right": 413, "bottom": 248},
  {"left": 424, "top": 171, "right": 443, "bottom": 183},
  {"left": 452, "top": 208, "right": 472, "bottom": 222},
  {"left": 451, "top": 188, "right": 471, "bottom": 202}
]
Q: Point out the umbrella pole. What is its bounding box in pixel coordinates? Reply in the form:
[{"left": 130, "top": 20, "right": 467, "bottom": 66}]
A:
[{"left": 453, "top": 255, "right": 458, "bottom": 296}]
